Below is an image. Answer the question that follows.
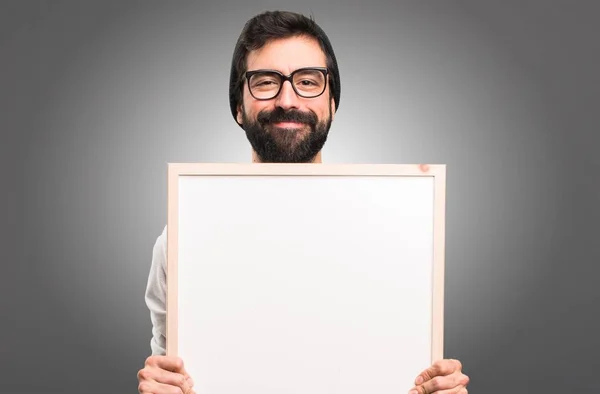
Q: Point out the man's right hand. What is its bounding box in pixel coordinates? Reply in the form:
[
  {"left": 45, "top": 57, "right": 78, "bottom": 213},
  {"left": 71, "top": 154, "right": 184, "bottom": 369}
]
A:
[{"left": 137, "top": 355, "right": 195, "bottom": 394}]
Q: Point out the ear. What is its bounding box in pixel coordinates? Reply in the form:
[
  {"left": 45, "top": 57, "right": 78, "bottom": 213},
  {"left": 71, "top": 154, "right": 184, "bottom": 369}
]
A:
[
  {"left": 236, "top": 103, "right": 243, "bottom": 125},
  {"left": 330, "top": 97, "right": 336, "bottom": 121}
]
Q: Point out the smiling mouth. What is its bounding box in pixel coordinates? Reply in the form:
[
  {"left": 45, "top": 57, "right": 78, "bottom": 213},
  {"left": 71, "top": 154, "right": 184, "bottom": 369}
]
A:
[{"left": 270, "top": 121, "right": 310, "bottom": 130}]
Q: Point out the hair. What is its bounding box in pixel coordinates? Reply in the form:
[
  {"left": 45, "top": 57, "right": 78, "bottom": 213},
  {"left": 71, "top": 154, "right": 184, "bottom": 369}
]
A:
[{"left": 228, "top": 10, "right": 341, "bottom": 126}]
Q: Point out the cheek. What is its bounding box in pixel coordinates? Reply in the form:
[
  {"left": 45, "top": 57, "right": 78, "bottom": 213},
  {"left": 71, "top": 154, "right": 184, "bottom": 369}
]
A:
[
  {"left": 244, "top": 98, "right": 274, "bottom": 119},
  {"left": 315, "top": 100, "right": 332, "bottom": 119},
  {"left": 241, "top": 88, "right": 254, "bottom": 112},
  {"left": 245, "top": 103, "right": 265, "bottom": 119}
]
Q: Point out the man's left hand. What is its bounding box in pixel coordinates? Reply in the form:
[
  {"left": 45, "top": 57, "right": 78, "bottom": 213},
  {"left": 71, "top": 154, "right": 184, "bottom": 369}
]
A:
[{"left": 409, "top": 359, "right": 469, "bottom": 394}]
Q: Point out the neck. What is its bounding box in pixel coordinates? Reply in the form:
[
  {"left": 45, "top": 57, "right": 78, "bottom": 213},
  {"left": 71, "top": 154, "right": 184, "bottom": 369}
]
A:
[{"left": 251, "top": 150, "right": 322, "bottom": 163}]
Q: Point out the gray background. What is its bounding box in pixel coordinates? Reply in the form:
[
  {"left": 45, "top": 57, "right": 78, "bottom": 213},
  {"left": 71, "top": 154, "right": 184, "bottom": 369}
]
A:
[{"left": 1, "top": 1, "right": 598, "bottom": 393}]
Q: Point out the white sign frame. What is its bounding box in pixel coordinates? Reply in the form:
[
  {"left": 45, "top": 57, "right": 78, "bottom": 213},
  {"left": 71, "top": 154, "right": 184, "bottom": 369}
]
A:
[{"left": 166, "top": 163, "right": 446, "bottom": 393}]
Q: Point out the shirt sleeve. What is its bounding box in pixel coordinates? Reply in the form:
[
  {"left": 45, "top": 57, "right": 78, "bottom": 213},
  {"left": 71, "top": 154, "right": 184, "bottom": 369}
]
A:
[{"left": 145, "top": 225, "right": 167, "bottom": 355}]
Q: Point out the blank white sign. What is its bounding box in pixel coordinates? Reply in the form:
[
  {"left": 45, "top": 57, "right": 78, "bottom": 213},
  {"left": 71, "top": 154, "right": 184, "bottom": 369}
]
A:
[{"left": 167, "top": 163, "right": 445, "bottom": 394}]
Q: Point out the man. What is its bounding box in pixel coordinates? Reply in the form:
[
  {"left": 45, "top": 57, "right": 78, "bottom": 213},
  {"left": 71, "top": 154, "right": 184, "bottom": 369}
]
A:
[{"left": 138, "top": 10, "right": 470, "bottom": 394}]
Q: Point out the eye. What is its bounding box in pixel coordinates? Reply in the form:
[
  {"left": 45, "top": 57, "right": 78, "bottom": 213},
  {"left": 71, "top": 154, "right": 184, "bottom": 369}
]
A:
[
  {"left": 252, "top": 78, "right": 278, "bottom": 87},
  {"left": 256, "top": 80, "right": 277, "bottom": 86},
  {"left": 298, "top": 79, "right": 318, "bottom": 86},
  {"left": 249, "top": 73, "right": 281, "bottom": 89},
  {"left": 293, "top": 70, "right": 325, "bottom": 90}
]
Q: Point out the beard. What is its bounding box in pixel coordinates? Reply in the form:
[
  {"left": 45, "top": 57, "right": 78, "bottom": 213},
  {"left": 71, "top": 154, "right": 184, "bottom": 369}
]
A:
[{"left": 241, "top": 105, "right": 332, "bottom": 163}]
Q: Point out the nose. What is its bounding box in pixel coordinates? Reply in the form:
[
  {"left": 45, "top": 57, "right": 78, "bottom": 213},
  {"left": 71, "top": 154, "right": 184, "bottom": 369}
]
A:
[{"left": 274, "top": 80, "right": 300, "bottom": 110}]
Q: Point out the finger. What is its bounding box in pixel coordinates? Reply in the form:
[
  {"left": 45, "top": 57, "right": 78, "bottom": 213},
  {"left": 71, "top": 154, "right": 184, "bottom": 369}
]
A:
[
  {"left": 138, "top": 379, "right": 153, "bottom": 393},
  {"left": 146, "top": 355, "right": 195, "bottom": 386},
  {"left": 138, "top": 363, "right": 194, "bottom": 394},
  {"left": 139, "top": 380, "right": 181, "bottom": 394},
  {"left": 146, "top": 356, "right": 187, "bottom": 373},
  {"left": 138, "top": 380, "right": 193, "bottom": 394},
  {"left": 415, "top": 359, "right": 461, "bottom": 385},
  {"left": 425, "top": 386, "right": 465, "bottom": 394},
  {"left": 410, "top": 373, "right": 461, "bottom": 394},
  {"left": 152, "top": 380, "right": 191, "bottom": 394},
  {"left": 151, "top": 368, "right": 193, "bottom": 393}
]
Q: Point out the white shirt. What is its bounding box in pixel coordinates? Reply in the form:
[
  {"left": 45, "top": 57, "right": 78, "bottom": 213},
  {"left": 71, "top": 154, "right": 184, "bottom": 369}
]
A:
[{"left": 144, "top": 225, "right": 168, "bottom": 355}]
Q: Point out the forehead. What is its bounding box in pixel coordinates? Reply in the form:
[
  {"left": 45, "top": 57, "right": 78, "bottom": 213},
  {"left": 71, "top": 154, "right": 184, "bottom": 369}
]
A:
[{"left": 246, "top": 35, "right": 327, "bottom": 74}]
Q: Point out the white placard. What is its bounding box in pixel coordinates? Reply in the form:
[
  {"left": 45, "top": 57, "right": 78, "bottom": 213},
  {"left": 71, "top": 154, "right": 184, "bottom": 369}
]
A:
[{"left": 167, "top": 163, "right": 445, "bottom": 394}]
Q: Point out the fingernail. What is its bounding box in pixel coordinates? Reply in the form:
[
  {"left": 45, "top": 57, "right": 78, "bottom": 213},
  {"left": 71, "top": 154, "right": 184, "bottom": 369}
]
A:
[
  {"left": 409, "top": 390, "right": 418, "bottom": 394},
  {"left": 187, "top": 377, "right": 194, "bottom": 387},
  {"left": 415, "top": 376, "right": 423, "bottom": 384}
]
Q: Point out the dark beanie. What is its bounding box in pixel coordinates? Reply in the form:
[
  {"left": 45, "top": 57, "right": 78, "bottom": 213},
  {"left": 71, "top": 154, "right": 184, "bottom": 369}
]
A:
[{"left": 228, "top": 11, "right": 341, "bottom": 126}]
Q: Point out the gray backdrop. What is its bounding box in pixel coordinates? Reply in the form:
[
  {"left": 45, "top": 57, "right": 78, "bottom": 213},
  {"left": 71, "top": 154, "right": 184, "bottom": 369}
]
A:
[{"left": 2, "top": 1, "right": 598, "bottom": 393}]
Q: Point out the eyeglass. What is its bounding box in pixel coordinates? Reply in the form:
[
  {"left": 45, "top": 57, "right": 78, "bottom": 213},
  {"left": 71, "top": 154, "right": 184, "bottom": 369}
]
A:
[{"left": 245, "top": 67, "right": 329, "bottom": 100}]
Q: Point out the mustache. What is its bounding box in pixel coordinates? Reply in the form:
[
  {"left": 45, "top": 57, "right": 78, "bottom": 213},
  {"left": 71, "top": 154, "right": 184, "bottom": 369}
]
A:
[{"left": 257, "top": 108, "right": 318, "bottom": 126}]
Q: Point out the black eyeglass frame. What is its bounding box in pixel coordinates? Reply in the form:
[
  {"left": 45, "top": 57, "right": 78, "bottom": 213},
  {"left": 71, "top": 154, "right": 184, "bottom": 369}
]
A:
[{"left": 244, "top": 67, "right": 329, "bottom": 101}]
